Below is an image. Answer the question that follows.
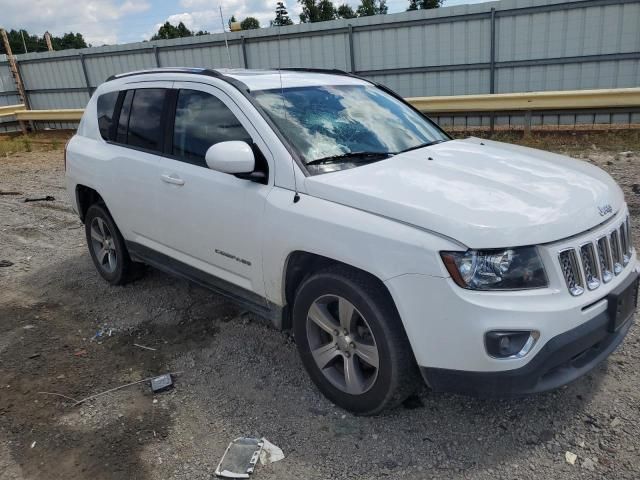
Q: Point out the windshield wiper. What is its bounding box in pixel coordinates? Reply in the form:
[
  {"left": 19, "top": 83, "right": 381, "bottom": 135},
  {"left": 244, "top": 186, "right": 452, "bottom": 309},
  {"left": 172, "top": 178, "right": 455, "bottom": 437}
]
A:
[
  {"left": 306, "top": 151, "right": 394, "bottom": 166},
  {"left": 395, "top": 139, "right": 447, "bottom": 154}
]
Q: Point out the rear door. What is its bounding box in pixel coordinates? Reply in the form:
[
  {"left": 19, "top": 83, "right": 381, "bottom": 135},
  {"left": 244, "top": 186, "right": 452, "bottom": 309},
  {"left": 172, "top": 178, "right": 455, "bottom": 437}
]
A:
[{"left": 103, "top": 82, "right": 174, "bottom": 242}]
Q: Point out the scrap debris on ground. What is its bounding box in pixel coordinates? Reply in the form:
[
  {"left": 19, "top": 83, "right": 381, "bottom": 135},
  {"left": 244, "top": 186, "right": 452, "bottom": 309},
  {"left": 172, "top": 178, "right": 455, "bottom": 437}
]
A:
[{"left": 1, "top": 132, "right": 639, "bottom": 480}]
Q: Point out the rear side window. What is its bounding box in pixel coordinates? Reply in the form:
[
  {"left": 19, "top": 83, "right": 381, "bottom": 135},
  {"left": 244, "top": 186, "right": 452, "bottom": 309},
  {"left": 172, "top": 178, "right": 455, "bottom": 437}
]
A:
[
  {"left": 172, "top": 89, "right": 252, "bottom": 166},
  {"left": 127, "top": 89, "right": 167, "bottom": 152},
  {"left": 96, "top": 91, "right": 119, "bottom": 140}
]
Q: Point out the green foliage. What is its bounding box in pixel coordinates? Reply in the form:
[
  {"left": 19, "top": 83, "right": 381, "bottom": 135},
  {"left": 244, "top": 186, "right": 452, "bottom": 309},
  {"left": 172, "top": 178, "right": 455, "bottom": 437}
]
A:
[
  {"left": 336, "top": 4, "right": 357, "bottom": 18},
  {"left": 229, "top": 15, "right": 238, "bottom": 29},
  {"left": 0, "top": 29, "right": 88, "bottom": 55},
  {"left": 356, "top": 0, "right": 387, "bottom": 16},
  {"left": 298, "top": 0, "right": 389, "bottom": 22},
  {"left": 240, "top": 17, "right": 261, "bottom": 30},
  {"left": 150, "top": 22, "right": 195, "bottom": 40},
  {"left": 407, "top": 0, "right": 443, "bottom": 10},
  {"left": 273, "top": 1, "right": 294, "bottom": 26},
  {"left": 298, "top": 0, "right": 337, "bottom": 22}
]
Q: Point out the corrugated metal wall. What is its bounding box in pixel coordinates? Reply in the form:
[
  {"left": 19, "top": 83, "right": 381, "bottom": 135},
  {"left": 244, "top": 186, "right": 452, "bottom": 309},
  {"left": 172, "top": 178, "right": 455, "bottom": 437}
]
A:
[{"left": 1, "top": 0, "right": 639, "bottom": 129}]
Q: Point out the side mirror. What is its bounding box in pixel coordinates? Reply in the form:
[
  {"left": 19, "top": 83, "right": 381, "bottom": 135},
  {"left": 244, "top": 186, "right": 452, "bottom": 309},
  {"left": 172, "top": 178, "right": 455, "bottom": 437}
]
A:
[{"left": 205, "top": 141, "right": 255, "bottom": 174}]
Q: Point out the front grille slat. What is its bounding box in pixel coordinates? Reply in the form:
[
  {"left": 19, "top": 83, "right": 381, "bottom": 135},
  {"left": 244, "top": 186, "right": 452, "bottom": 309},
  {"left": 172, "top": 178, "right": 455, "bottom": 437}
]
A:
[
  {"left": 610, "top": 229, "right": 623, "bottom": 275},
  {"left": 559, "top": 249, "right": 584, "bottom": 296},
  {"left": 596, "top": 236, "right": 613, "bottom": 283},
  {"left": 580, "top": 243, "right": 600, "bottom": 290},
  {"left": 558, "top": 215, "right": 633, "bottom": 295},
  {"left": 620, "top": 221, "right": 630, "bottom": 265}
]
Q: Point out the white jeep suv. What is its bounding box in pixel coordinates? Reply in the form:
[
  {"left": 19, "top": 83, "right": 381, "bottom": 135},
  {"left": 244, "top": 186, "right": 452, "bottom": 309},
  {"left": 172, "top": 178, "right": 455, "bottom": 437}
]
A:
[{"left": 65, "top": 68, "right": 639, "bottom": 414}]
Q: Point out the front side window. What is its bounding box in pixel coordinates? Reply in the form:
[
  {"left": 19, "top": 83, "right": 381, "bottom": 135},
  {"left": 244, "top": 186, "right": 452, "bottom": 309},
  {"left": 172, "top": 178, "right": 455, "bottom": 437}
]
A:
[
  {"left": 172, "top": 89, "right": 252, "bottom": 166},
  {"left": 127, "top": 89, "right": 167, "bottom": 152},
  {"left": 252, "top": 84, "right": 448, "bottom": 173},
  {"left": 96, "top": 91, "right": 119, "bottom": 141}
]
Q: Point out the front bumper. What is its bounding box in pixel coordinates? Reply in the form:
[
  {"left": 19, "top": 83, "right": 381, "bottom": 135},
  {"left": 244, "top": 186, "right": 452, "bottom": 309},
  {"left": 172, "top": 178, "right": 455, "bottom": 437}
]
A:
[
  {"left": 385, "top": 254, "right": 638, "bottom": 396},
  {"left": 421, "top": 292, "right": 634, "bottom": 396}
]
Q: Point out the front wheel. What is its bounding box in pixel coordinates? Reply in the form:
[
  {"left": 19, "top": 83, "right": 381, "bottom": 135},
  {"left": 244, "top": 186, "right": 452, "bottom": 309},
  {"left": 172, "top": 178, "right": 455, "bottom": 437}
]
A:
[{"left": 293, "top": 266, "right": 419, "bottom": 415}]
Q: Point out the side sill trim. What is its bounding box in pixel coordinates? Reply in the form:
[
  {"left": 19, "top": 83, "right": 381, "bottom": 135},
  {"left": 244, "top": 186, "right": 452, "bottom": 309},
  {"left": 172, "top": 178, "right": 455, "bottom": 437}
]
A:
[{"left": 126, "top": 241, "right": 284, "bottom": 328}]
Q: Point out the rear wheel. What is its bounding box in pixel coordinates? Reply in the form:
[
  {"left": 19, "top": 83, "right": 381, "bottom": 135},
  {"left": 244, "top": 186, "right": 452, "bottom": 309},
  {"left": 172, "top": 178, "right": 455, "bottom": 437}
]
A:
[
  {"left": 293, "top": 265, "right": 419, "bottom": 415},
  {"left": 85, "top": 204, "right": 139, "bottom": 285}
]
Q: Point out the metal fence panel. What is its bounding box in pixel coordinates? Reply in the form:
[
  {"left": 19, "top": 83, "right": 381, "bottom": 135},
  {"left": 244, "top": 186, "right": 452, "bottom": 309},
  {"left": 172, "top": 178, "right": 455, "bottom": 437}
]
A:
[{"left": 0, "top": 0, "right": 639, "bottom": 131}]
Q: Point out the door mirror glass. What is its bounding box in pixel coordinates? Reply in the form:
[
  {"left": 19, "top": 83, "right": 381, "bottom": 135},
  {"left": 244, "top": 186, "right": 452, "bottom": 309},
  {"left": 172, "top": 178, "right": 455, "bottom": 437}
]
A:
[{"left": 205, "top": 141, "right": 255, "bottom": 174}]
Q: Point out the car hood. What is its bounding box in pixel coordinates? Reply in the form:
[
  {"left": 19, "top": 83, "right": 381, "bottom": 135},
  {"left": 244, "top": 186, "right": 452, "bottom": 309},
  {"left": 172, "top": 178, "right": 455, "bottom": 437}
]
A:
[{"left": 304, "top": 137, "right": 625, "bottom": 248}]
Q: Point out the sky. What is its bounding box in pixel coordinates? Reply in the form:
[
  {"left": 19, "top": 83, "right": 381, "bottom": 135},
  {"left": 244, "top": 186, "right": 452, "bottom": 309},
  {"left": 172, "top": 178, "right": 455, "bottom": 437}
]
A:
[{"left": 0, "top": 0, "right": 492, "bottom": 47}]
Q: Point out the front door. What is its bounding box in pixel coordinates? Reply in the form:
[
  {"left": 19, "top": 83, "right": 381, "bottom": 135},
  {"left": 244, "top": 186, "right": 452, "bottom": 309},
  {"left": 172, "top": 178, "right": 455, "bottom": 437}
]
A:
[{"left": 146, "top": 83, "right": 273, "bottom": 299}]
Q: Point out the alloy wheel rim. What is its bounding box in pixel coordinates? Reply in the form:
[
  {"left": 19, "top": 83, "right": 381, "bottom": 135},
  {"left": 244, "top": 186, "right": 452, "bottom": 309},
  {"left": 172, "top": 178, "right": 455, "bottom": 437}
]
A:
[
  {"left": 90, "top": 217, "right": 117, "bottom": 274},
  {"left": 306, "top": 294, "right": 379, "bottom": 395}
]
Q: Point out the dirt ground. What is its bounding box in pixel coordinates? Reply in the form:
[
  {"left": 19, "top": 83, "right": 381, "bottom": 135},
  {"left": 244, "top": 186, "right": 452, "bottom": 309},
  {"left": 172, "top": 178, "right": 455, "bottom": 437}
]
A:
[{"left": 1, "top": 131, "right": 639, "bottom": 480}]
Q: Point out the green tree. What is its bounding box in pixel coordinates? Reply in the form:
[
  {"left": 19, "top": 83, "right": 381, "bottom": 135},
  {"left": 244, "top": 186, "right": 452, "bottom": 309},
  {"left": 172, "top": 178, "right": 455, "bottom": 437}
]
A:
[
  {"left": 407, "top": 0, "right": 442, "bottom": 10},
  {"left": 229, "top": 15, "right": 237, "bottom": 29},
  {"left": 336, "top": 4, "right": 357, "bottom": 18},
  {"left": 273, "top": 1, "right": 294, "bottom": 26},
  {"left": 0, "top": 29, "right": 88, "bottom": 54},
  {"left": 240, "top": 17, "right": 261, "bottom": 30},
  {"left": 150, "top": 21, "right": 194, "bottom": 40},
  {"left": 356, "top": 0, "right": 387, "bottom": 16},
  {"left": 299, "top": 0, "right": 337, "bottom": 22}
]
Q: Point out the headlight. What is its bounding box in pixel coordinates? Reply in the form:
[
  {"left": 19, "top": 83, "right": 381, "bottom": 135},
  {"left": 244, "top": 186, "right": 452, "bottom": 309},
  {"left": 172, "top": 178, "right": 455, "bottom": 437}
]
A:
[{"left": 440, "top": 247, "right": 548, "bottom": 290}]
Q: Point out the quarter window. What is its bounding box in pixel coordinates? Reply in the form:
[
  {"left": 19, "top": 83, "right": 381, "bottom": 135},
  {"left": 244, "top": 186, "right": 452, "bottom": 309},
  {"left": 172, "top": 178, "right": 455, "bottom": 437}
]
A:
[
  {"left": 127, "top": 89, "right": 167, "bottom": 152},
  {"left": 96, "top": 91, "right": 119, "bottom": 141},
  {"left": 172, "top": 89, "right": 252, "bottom": 166}
]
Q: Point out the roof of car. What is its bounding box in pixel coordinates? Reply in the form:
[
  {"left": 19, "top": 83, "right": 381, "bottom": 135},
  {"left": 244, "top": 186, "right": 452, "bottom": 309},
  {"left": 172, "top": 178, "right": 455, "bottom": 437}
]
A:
[{"left": 107, "top": 67, "right": 371, "bottom": 91}]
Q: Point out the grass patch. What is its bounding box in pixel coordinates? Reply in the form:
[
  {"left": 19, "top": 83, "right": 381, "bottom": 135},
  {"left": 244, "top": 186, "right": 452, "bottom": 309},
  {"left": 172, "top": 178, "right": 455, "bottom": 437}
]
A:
[{"left": 0, "top": 131, "right": 72, "bottom": 156}]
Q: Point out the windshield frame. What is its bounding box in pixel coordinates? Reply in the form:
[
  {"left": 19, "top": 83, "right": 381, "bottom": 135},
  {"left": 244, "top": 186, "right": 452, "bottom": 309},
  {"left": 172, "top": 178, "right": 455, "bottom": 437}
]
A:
[{"left": 249, "top": 81, "right": 451, "bottom": 175}]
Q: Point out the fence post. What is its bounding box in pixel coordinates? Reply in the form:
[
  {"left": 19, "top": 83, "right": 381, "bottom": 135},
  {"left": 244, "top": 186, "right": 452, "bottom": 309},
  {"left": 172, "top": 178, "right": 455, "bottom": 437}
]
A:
[
  {"left": 241, "top": 36, "right": 248, "bottom": 68},
  {"left": 153, "top": 45, "right": 161, "bottom": 67},
  {"left": 348, "top": 24, "right": 356, "bottom": 73},
  {"left": 489, "top": 7, "right": 496, "bottom": 134},
  {"left": 79, "top": 53, "right": 92, "bottom": 97}
]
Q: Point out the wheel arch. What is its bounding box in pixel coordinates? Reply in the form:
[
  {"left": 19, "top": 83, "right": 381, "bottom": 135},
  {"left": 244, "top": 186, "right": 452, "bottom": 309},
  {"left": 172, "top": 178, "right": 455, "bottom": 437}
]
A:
[
  {"left": 75, "top": 185, "right": 105, "bottom": 223},
  {"left": 281, "top": 250, "right": 398, "bottom": 331}
]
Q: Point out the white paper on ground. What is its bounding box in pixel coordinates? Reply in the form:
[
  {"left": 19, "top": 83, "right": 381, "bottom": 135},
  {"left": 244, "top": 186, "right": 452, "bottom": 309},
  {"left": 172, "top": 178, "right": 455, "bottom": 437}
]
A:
[{"left": 259, "top": 438, "right": 285, "bottom": 465}]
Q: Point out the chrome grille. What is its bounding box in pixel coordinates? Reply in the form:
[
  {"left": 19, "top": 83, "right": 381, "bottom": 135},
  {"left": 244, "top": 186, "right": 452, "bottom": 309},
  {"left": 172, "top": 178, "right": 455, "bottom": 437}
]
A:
[{"left": 558, "top": 215, "right": 633, "bottom": 296}]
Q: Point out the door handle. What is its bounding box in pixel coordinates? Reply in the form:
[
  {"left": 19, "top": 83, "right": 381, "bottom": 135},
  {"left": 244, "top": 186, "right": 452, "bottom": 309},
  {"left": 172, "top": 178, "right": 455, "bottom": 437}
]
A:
[{"left": 161, "top": 174, "right": 185, "bottom": 186}]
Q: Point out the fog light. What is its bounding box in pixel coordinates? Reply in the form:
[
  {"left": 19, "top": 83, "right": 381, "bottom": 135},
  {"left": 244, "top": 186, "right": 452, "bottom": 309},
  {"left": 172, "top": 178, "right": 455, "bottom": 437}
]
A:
[{"left": 485, "top": 330, "right": 539, "bottom": 359}]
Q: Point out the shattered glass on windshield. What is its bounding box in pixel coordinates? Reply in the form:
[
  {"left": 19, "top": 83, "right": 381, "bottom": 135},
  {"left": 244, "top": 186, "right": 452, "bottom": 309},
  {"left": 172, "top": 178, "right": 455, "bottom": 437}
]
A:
[{"left": 253, "top": 84, "right": 448, "bottom": 172}]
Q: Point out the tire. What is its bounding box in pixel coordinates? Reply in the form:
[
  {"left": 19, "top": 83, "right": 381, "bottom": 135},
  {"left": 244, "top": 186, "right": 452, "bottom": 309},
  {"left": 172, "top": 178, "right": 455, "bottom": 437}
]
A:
[
  {"left": 292, "top": 265, "right": 419, "bottom": 415},
  {"left": 84, "top": 203, "right": 139, "bottom": 285}
]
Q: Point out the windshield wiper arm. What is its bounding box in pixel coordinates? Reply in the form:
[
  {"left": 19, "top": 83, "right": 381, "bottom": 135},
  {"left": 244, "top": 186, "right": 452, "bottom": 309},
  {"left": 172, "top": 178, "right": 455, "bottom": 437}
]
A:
[
  {"left": 395, "top": 139, "right": 447, "bottom": 154},
  {"left": 306, "top": 151, "right": 394, "bottom": 166}
]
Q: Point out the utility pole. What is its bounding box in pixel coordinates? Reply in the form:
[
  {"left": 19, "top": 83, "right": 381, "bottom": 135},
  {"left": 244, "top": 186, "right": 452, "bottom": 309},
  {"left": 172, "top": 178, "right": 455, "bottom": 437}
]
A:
[
  {"left": 20, "top": 30, "right": 28, "bottom": 53},
  {"left": 0, "top": 28, "right": 29, "bottom": 133},
  {"left": 44, "top": 31, "right": 53, "bottom": 51},
  {"left": 218, "top": 5, "right": 232, "bottom": 67}
]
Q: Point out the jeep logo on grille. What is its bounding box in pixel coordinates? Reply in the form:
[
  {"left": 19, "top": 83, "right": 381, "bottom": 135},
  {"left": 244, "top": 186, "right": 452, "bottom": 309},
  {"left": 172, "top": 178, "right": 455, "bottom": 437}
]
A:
[{"left": 598, "top": 204, "right": 613, "bottom": 216}]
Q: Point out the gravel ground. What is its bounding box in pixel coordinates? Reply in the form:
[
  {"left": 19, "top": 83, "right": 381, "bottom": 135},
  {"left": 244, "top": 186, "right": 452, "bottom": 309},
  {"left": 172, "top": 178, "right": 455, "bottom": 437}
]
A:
[{"left": 1, "top": 133, "right": 639, "bottom": 480}]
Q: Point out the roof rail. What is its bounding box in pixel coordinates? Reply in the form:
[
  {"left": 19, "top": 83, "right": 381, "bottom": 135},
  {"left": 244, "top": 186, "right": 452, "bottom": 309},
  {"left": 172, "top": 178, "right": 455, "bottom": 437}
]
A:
[
  {"left": 279, "top": 67, "right": 352, "bottom": 76},
  {"left": 105, "top": 67, "right": 225, "bottom": 82}
]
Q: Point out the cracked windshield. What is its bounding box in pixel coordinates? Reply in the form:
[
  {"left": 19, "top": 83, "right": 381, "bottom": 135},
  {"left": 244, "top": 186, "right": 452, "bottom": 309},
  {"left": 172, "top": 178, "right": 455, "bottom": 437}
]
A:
[{"left": 252, "top": 84, "right": 448, "bottom": 172}]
